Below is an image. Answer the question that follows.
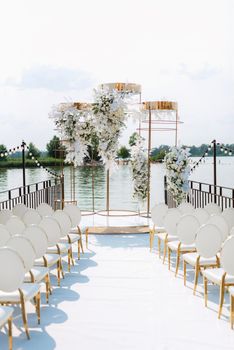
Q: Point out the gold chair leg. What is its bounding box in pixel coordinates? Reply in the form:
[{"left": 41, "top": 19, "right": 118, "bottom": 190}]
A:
[
  {"left": 158, "top": 238, "right": 161, "bottom": 259},
  {"left": 77, "top": 226, "right": 84, "bottom": 253},
  {"left": 168, "top": 247, "right": 171, "bottom": 270},
  {"left": 218, "top": 281, "right": 225, "bottom": 319},
  {"left": 70, "top": 246, "right": 75, "bottom": 266},
  {"left": 204, "top": 276, "right": 208, "bottom": 307},
  {"left": 183, "top": 261, "right": 187, "bottom": 286},
  {"left": 60, "top": 258, "right": 65, "bottom": 279},
  {"left": 45, "top": 273, "right": 50, "bottom": 303},
  {"left": 150, "top": 231, "right": 154, "bottom": 252},
  {"left": 85, "top": 228, "right": 89, "bottom": 249},
  {"left": 19, "top": 290, "right": 30, "bottom": 340},
  {"left": 175, "top": 250, "right": 180, "bottom": 277},
  {"left": 68, "top": 248, "right": 71, "bottom": 272},
  {"left": 8, "top": 316, "right": 13, "bottom": 350},
  {"left": 163, "top": 239, "right": 168, "bottom": 264},
  {"left": 231, "top": 295, "right": 234, "bottom": 329},
  {"left": 193, "top": 260, "right": 200, "bottom": 295},
  {"left": 57, "top": 260, "right": 61, "bottom": 286},
  {"left": 36, "top": 292, "right": 41, "bottom": 324}
]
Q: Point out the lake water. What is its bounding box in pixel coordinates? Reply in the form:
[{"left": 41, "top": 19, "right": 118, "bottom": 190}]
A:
[{"left": 0, "top": 157, "right": 234, "bottom": 211}]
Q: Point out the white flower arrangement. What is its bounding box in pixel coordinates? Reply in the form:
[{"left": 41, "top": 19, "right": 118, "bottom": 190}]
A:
[
  {"left": 164, "top": 146, "right": 190, "bottom": 204},
  {"left": 49, "top": 103, "right": 94, "bottom": 166},
  {"left": 131, "top": 135, "right": 148, "bottom": 202},
  {"left": 92, "top": 87, "right": 127, "bottom": 170}
]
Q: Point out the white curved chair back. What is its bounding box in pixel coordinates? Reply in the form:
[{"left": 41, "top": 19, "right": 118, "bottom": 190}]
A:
[
  {"left": 221, "top": 208, "right": 234, "bottom": 231},
  {"left": 23, "top": 209, "right": 41, "bottom": 226},
  {"left": 151, "top": 203, "right": 168, "bottom": 226},
  {"left": 207, "top": 214, "right": 229, "bottom": 241},
  {"left": 193, "top": 208, "right": 210, "bottom": 225},
  {"left": 0, "top": 210, "right": 12, "bottom": 224},
  {"left": 63, "top": 204, "right": 81, "bottom": 227},
  {"left": 0, "top": 247, "right": 25, "bottom": 292},
  {"left": 205, "top": 202, "right": 222, "bottom": 215},
  {"left": 37, "top": 203, "right": 54, "bottom": 217},
  {"left": 163, "top": 208, "right": 181, "bottom": 236},
  {"left": 220, "top": 236, "right": 234, "bottom": 275},
  {"left": 5, "top": 216, "right": 26, "bottom": 236},
  {"left": 12, "top": 203, "right": 28, "bottom": 218},
  {"left": 7, "top": 235, "right": 36, "bottom": 272},
  {"left": 195, "top": 224, "right": 222, "bottom": 258},
  {"left": 39, "top": 217, "right": 61, "bottom": 247},
  {"left": 0, "top": 225, "right": 11, "bottom": 246},
  {"left": 178, "top": 202, "right": 194, "bottom": 214},
  {"left": 23, "top": 226, "right": 48, "bottom": 259},
  {"left": 53, "top": 210, "right": 72, "bottom": 237},
  {"left": 176, "top": 214, "right": 200, "bottom": 244}
]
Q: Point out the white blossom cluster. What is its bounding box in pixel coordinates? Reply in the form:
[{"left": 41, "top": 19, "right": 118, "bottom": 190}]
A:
[
  {"left": 164, "top": 146, "right": 190, "bottom": 204},
  {"left": 49, "top": 103, "right": 94, "bottom": 166},
  {"left": 131, "top": 135, "right": 148, "bottom": 202},
  {"left": 92, "top": 87, "right": 127, "bottom": 170}
]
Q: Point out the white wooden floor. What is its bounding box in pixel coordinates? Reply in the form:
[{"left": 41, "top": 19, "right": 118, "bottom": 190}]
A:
[{"left": 1, "top": 214, "right": 234, "bottom": 349}]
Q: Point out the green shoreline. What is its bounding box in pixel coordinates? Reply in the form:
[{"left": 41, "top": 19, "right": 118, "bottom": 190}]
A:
[{"left": 0, "top": 158, "right": 66, "bottom": 168}]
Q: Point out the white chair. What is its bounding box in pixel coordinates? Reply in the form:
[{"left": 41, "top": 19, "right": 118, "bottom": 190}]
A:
[
  {"left": 12, "top": 203, "right": 28, "bottom": 218},
  {"left": 37, "top": 203, "right": 54, "bottom": 217},
  {"left": 5, "top": 216, "right": 26, "bottom": 236},
  {"left": 149, "top": 203, "right": 168, "bottom": 251},
  {"left": 207, "top": 214, "right": 229, "bottom": 242},
  {"left": 167, "top": 214, "right": 200, "bottom": 276},
  {"left": 22, "top": 209, "right": 41, "bottom": 226},
  {"left": 229, "top": 286, "right": 234, "bottom": 329},
  {"left": 0, "top": 210, "right": 12, "bottom": 225},
  {"left": 0, "top": 225, "right": 11, "bottom": 246},
  {"left": 183, "top": 224, "right": 222, "bottom": 294},
  {"left": 37, "top": 217, "right": 64, "bottom": 286},
  {"left": 178, "top": 202, "right": 194, "bottom": 214},
  {"left": 221, "top": 207, "right": 234, "bottom": 232},
  {"left": 0, "top": 247, "right": 40, "bottom": 339},
  {"left": 0, "top": 306, "right": 14, "bottom": 350},
  {"left": 205, "top": 202, "right": 222, "bottom": 215},
  {"left": 63, "top": 204, "right": 84, "bottom": 252},
  {"left": 203, "top": 235, "right": 234, "bottom": 319},
  {"left": 157, "top": 208, "right": 181, "bottom": 262},
  {"left": 193, "top": 208, "right": 210, "bottom": 225},
  {"left": 23, "top": 226, "right": 51, "bottom": 303}
]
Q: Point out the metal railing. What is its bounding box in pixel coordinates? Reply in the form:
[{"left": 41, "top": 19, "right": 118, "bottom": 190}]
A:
[
  {"left": 164, "top": 176, "right": 234, "bottom": 210},
  {"left": 0, "top": 178, "right": 64, "bottom": 210}
]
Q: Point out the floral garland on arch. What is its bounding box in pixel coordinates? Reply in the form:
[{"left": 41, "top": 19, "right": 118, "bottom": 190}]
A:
[
  {"left": 49, "top": 103, "right": 94, "bottom": 166},
  {"left": 92, "top": 87, "right": 127, "bottom": 170},
  {"left": 131, "top": 134, "right": 148, "bottom": 202},
  {"left": 164, "top": 146, "right": 190, "bottom": 205}
]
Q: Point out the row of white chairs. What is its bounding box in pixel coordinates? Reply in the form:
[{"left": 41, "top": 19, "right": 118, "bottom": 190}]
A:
[
  {"left": 0, "top": 202, "right": 84, "bottom": 349},
  {"left": 150, "top": 201, "right": 234, "bottom": 329}
]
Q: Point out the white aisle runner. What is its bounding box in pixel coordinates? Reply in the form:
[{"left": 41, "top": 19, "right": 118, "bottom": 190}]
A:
[{"left": 2, "top": 234, "right": 234, "bottom": 350}]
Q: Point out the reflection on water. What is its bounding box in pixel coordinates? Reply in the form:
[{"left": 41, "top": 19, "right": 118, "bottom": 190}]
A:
[{"left": 0, "top": 157, "right": 234, "bottom": 211}]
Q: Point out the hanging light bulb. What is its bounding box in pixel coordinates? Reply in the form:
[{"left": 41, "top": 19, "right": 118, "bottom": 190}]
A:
[
  {"left": 224, "top": 149, "right": 228, "bottom": 154},
  {"left": 229, "top": 151, "right": 232, "bottom": 156}
]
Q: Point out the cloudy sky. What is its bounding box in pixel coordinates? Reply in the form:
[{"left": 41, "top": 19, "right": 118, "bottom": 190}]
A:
[{"left": 0, "top": 0, "right": 233, "bottom": 150}]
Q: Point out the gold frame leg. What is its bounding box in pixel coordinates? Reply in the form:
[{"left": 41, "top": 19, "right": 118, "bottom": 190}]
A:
[
  {"left": 168, "top": 247, "right": 171, "bottom": 270},
  {"left": 231, "top": 295, "right": 234, "bottom": 329},
  {"left": 218, "top": 280, "right": 225, "bottom": 319},
  {"left": 85, "top": 228, "right": 89, "bottom": 249},
  {"left": 204, "top": 276, "right": 208, "bottom": 307},
  {"left": 8, "top": 316, "right": 13, "bottom": 350},
  {"left": 183, "top": 260, "right": 187, "bottom": 286},
  {"left": 70, "top": 246, "right": 75, "bottom": 266},
  {"left": 19, "top": 289, "right": 30, "bottom": 340},
  {"left": 150, "top": 231, "right": 154, "bottom": 252},
  {"left": 36, "top": 292, "right": 41, "bottom": 324},
  {"left": 77, "top": 226, "right": 84, "bottom": 253},
  {"left": 175, "top": 249, "right": 180, "bottom": 277},
  {"left": 68, "top": 248, "right": 71, "bottom": 272},
  {"left": 60, "top": 258, "right": 65, "bottom": 279},
  {"left": 193, "top": 259, "right": 200, "bottom": 295},
  {"left": 45, "top": 273, "right": 51, "bottom": 303},
  {"left": 158, "top": 238, "right": 161, "bottom": 259},
  {"left": 163, "top": 239, "right": 168, "bottom": 264},
  {"left": 57, "top": 260, "right": 61, "bottom": 286}
]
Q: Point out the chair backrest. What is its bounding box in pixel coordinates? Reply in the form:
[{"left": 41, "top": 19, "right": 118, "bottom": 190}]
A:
[
  {"left": 193, "top": 208, "right": 210, "bottom": 225},
  {"left": 23, "top": 209, "right": 41, "bottom": 226},
  {"left": 0, "top": 225, "right": 11, "bottom": 246},
  {"left": 220, "top": 236, "right": 234, "bottom": 275},
  {"left": 53, "top": 210, "right": 72, "bottom": 237},
  {"left": 151, "top": 203, "right": 168, "bottom": 226},
  {"left": 163, "top": 208, "right": 181, "bottom": 236},
  {"left": 207, "top": 214, "right": 229, "bottom": 241},
  {"left": 12, "top": 203, "right": 28, "bottom": 218},
  {"left": 0, "top": 247, "right": 25, "bottom": 292},
  {"left": 195, "top": 224, "right": 222, "bottom": 258},
  {"left": 7, "top": 235, "right": 36, "bottom": 272},
  {"left": 23, "top": 225, "right": 48, "bottom": 259},
  {"left": 221, "top": 208, "right": 234, "bottom": 231},
  {"left": 39, "top": 217, "right": 61, "bottom": 247},
  {"left": 5, "top": 216, "right": 26, "bottom": 236},
  {"left": 0, "top": 210, "right": 12, "bottom": 224},
  {"left": 178, "top": 202, "right": 194, "bottom": 214},
  {"left": 205, "top": 202, "right": 222, "bottom": 215},
  {"left": 63, "top": 204, "right": 81, "bottom": 227},
  {"left": 176, "top": 214, "right": 200, "bottom": 244},
  {"left": 37, "top": 203, "right": 54, "bottom": 217}
]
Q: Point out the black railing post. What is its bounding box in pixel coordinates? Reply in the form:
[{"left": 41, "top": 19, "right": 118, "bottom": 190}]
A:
[
  {"left": 21, "top": 140, "right": 26, "bottom": 204},
  {"left": 213, "top": 139, "right": 217, "bottom": 203},
  {"left": 164, "top": 176, "right": 168, "bottom": 205},
  {"left": 61, "top": 175, "right": 65, "bottom": 209}
]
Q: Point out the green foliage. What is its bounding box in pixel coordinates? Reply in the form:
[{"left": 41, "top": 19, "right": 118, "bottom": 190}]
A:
[
  {"left": 129, "top": 132, "right": 139, "bottom": 147},
  {"left": 46, "top": 136, "right": 66, "bottom": 159},
  {"left": 0, "top": 144, "right": 8, "bottom": 161},
  {"left": 86, "top": 133, "right": 101, "bottom": 162},
  {"left": 117, "top": 146, "right": 130, "bottom": 159},
  {"left": 26, "top": 142, "right": 41, "bottom": 159}
]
